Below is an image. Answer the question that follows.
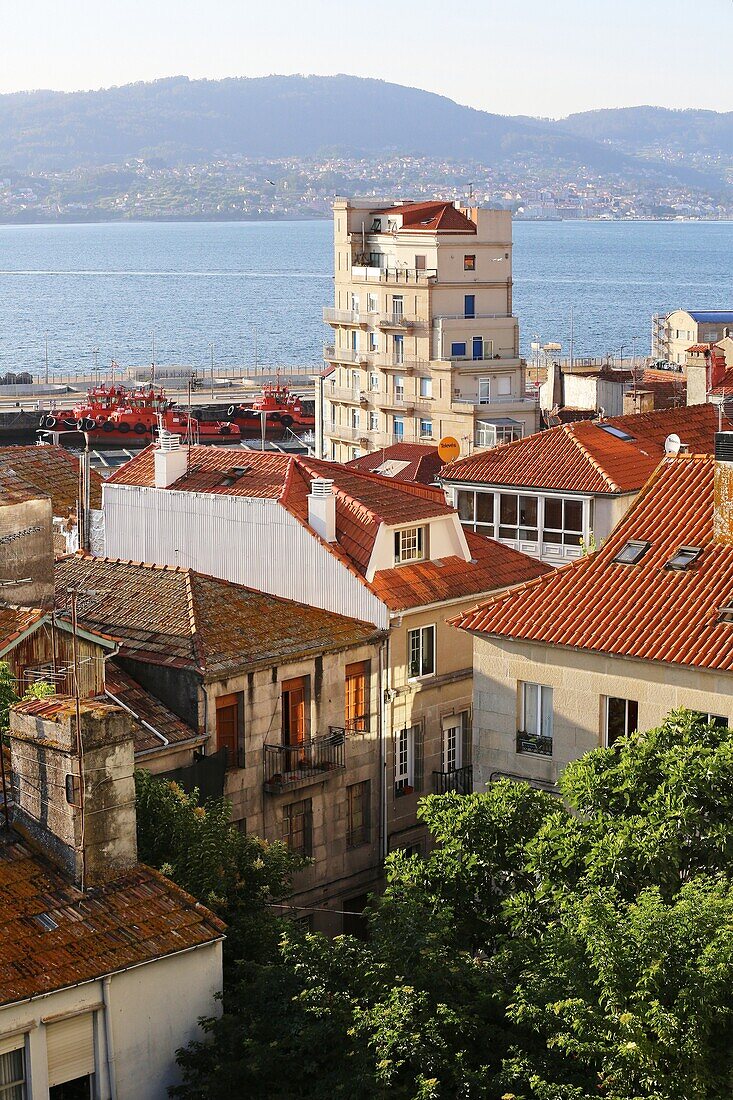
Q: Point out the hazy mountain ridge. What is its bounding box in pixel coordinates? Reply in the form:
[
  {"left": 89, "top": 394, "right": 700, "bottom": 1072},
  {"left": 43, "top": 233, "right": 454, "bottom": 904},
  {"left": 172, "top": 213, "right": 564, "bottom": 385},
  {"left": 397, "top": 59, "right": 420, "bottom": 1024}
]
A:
[{"left": 0, "top": 75, "right": 725, "bottom": 191}]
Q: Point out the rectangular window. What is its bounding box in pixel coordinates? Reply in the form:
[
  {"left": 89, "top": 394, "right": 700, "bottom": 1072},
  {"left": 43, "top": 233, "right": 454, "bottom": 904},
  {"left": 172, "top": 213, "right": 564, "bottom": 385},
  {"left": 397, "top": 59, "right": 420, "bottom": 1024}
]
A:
[
  {"left": 391, "top": 295, "right": 404, "bottom": 319},
  {"left": 395, "top": 726, "right": 413, "bottom": 791},
  {"left": 414, "top": 254, "right": 426, "bottom": 271},
  {"left": 368, "top": 370, "right": 379, "bottom": 390},
  {"left": 457, "top": 490, "right": 494, "bottom": 531},
  {"left": 499, "top": 494, "right": 538, "bottom": 541},
  {"left": 393, "top": 416, "right": 404, "bottom": 440},
  {"left": 478, "top": 378, "right": 491, "bottom": 404},
  {"left": 347, "top": 780, "right": 371, "bottom": 847},
  {"left": 605, "top": 697, "right": 638, "bottom": 747},
  {"left": 692, "top": 711, "right": 728, "bottom": 729},
  {"left": 368, "top": 331, "right": 379, "bottom": 352},
  {"left": 350, "top": 294, "right": 360, "bottom": 313},
  {"left": 393, "top": 334, "right": 405, "bottom": 364},
  {"left": 451, "top": 342, "right": 467, "bottom": 358},
  {"left": 345, "top": 660, "right": 369, "bottom": 733},
  {"left": 464, "top": 255, "right": 476, "bottom": 271},
  {"left": 215, "top": 693, "right": 243, "bottom": 768},
  {"left": 543, "top": 497, "right": 584, "bottom": 546},
  {"left": 395, "top": 526, "right": 425, "bottom": 564},
  {"left": 442, "top": 716, "right": 463, "bottom": 772},
  {"left": 394, "top": 375, "right": 405, "bottom": 402},
  {"left": 0, "top": 1046, "right": 26, "bottom": 1100},
  {"left": 464, "top": 294, "right": 476, "bottom": 319},
  {"left": 369, "top": 411, "right": 379, "bottom": 431},
  {"left": 419, "top": 419, "right": 433, "bottom": 438},
  {"left": 367, "top": 293, "right": 378, "bottom": 314},
  {"left": 519, "top": 682, "right": 553, "bottom": 749},
  {"left": 369, "top": 250, "right": 382, "bottom": 265},
  {"left": 496, "top": 375, "right": 512, "bottom": 397},
  {"left": 282, "top": 676, "right": 307, "bottom": 746},
  {"left": 350, "top": 408, "right": 360, "bottom": 429},
  {"left": 282, "top": 798, "right": 312, "bottom": 856},
  {"left": 419, "top": 376, "right": 432, "bottom": 398},
  {"left": 407, "top": 624, "right": 436, "bottom": 678}
]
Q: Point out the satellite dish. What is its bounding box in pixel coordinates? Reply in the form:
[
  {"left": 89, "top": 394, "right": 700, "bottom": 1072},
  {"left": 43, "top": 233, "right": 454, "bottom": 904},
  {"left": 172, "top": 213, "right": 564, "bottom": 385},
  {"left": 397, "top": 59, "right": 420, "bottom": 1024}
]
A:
[{"left": 664, "top": 433, "right": 681, "bottom": 456}]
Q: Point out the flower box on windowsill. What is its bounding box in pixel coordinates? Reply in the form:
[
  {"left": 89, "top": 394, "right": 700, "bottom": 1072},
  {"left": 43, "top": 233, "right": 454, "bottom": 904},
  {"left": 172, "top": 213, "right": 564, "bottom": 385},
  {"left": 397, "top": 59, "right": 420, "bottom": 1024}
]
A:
[
  {"left": 395, "top": 784, "right": 414, "bottom": 798},
  {"left": 515, "top": 731, "right": 553, "bottom": 757}
]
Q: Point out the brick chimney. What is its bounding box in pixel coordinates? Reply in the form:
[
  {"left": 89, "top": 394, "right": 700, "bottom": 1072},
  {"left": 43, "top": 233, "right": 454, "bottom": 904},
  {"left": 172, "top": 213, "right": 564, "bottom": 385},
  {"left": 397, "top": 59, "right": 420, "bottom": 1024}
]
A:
[
  {"left": 9, "top": 696, "right": 137, "bottom": 888},
  {"left": 714, "top": 432, "right": 733, "bottom": 546}
]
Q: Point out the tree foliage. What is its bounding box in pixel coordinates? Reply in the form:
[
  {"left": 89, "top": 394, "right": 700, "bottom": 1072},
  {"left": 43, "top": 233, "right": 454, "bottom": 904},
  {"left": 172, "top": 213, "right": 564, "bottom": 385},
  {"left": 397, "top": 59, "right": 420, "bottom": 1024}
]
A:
[{"left": 170, "top": 710, "right": 733, "bottom": 1099}]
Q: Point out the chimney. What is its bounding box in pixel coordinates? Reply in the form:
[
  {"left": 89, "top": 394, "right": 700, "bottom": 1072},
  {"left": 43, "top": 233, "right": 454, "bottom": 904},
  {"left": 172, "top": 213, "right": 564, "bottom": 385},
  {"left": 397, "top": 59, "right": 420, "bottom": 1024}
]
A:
[
  {"left": 308, "top": 478, "right": 336, "bottom": 542},
  {"left": 714, "top": 432, "right": 733, "bottom": 546},
  {"left": 9, "top": 696, "right": 137, "bottom": 888},
  {"left": 154, "top": 432, "right": 188, "bottom": 489}
]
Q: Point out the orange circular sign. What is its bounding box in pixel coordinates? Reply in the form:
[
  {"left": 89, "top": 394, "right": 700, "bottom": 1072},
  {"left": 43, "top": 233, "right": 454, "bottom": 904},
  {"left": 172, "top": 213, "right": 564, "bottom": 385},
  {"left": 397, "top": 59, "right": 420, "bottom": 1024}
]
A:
[{"left": 438, "top": 436, "right": 460, "bottom": 463}]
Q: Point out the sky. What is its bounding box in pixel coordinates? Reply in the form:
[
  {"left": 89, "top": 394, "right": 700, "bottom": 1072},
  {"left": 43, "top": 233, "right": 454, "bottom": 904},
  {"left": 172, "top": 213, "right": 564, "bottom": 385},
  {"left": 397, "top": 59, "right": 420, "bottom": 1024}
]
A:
[{"left": 2, "top": 0, "right": 732, "bottom": 118}]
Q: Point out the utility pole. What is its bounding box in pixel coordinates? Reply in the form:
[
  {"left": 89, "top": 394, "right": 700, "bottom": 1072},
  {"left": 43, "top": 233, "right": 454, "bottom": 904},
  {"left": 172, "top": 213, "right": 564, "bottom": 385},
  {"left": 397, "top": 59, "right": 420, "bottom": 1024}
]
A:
[
  {"left": 44, "top": 332, "right": 49, "bottom": 384},
  {"left": 569, "top": 307, "right": 574, "bottom": 371},
  {"left": 151, "top": 331, "right": 156, "bottom": 386},
  {"left": 619, "top": 344, "right": 627, "bottom": 371},
  {"left": 210, "top": 343, "right": 215, "bottom": 400}
]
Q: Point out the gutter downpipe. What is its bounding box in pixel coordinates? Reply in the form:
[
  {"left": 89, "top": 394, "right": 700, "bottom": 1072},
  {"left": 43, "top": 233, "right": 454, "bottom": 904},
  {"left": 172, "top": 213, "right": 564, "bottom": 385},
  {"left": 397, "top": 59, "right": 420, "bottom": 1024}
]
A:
[
  {"left": 379, "top": 633, "right": 389, "bottom": 863},
  {"left": 102, "top": 976, "right": 117, "bottom": 1100}
]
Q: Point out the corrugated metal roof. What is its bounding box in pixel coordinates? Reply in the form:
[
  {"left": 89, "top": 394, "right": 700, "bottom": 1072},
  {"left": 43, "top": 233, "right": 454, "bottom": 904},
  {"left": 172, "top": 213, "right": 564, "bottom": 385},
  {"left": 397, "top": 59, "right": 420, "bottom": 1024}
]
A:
[{"left": 688, "top": 311, "right": 733, "bottom": 323}]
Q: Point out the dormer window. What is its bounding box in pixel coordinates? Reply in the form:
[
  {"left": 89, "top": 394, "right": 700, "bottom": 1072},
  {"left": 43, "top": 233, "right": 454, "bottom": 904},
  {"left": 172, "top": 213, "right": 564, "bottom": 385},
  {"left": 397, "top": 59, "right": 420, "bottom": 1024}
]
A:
[
  {"left": 613, "top": 540, "right": 650, "bottom": 565},
  {"left": 394, "top": 526, "right": 426, "bottom": 564},
  {"left": 665, "top": 546, "right": 701, "bottom": 571}
]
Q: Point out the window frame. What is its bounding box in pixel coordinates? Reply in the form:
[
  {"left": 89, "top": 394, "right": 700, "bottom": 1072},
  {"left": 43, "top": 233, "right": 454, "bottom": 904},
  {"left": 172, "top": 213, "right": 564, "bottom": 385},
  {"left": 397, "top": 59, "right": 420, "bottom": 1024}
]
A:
[
  {"left": 464, "top": 293, "right": 476, "bottom": 319},
  {"left": 665, "top": 546, "right": 702, "bottom": 571},
  {"left": 282, "top": 798, "right": 313, "bottom": 856},
  {"left": 518, "top": 681, "right": 553, "bottom": 751},
  {"left": 0, "top": 1044, "right": 27, "bottom": 1100},
  {"left": 419, "top": 418, "right": 433, "bottom": 439},
  {"left": 394, "top": 526, "right": 426, "bottom": 565},
  {"left": 604, "top": 696, "right": 639, "bottom": 747},
  {"left": 463, "top": 254, "right": 476, "bottom": 271},
  {"left": 346, "top": 780, "right": 371, "bottom": 847},
  {"left": 613, "top": 539, "right": 651, "bottom": 566},
  {"left": 345, "top": 660, "right": 369, "bottom": 733},
  {"left": 407, "top": 623, "right": 436, "bottom": 679},
  {"left": 215, "top": 692, "right": 244, "bottom": 768}
]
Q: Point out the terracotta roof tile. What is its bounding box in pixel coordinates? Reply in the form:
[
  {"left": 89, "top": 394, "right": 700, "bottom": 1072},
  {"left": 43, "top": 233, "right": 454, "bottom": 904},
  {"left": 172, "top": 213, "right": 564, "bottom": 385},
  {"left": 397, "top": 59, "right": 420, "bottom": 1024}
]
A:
[
  {"left": 371, "top": 201, "right": 477, "bottom": 233},
  {"left": 453, "top": 453, "right": 733, "bottom": 672},
  {"left": 103, "top": 662, "right": 202, "bottom": 754},
  {"left": 371, "top": 531, "right": 551, "bottom": 610},
  {"left": 0, "top": 833, "right": 223, "bottom": 1007},
  {"left": 0, "top": 607, "right": 45, "bottom": 657},
  {"left": 345, "top": 443, "right": 443, "bottom": 486},
  {"left": 442, "top": 404, "right": 716, "bottom": 494},
  {"left": 0, "top": 445, "right": 102, "bottom": 515},
  {"left": 54, "top": 555, "right": 380, "bottom": 676}
]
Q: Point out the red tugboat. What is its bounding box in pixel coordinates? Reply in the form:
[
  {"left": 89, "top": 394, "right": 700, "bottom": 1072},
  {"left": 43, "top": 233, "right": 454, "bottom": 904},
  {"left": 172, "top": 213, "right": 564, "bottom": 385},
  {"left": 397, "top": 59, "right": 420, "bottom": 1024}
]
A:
[
  {"left": 38, "top": 383, "right": 240, "bottom": 443},
  {"left": 227, "top": 381, "right": 315, "bottom": 432}
]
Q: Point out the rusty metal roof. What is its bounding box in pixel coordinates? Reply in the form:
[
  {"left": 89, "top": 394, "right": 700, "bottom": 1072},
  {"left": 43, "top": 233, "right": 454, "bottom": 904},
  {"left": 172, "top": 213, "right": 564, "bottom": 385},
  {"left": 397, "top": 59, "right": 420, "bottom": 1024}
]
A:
[{"left": 0, "top": 445, "right": 103, "bottom": 516}]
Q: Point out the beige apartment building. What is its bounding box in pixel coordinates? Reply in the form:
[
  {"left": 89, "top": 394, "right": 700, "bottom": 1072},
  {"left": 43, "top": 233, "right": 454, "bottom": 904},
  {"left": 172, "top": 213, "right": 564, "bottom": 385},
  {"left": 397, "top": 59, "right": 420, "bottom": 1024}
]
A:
[
  {"left": 320, "top": 198, "right": 538, "bottom": 463},
  {"left": 453, "top": 444, "right": 733, "bottom": 791}
]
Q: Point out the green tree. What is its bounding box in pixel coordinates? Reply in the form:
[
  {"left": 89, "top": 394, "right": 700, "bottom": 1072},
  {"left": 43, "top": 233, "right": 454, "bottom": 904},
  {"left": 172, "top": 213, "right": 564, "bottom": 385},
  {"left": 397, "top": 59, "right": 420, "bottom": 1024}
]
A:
[{"left": 170, "top": 710, "right": 733, "bottom": 1100}]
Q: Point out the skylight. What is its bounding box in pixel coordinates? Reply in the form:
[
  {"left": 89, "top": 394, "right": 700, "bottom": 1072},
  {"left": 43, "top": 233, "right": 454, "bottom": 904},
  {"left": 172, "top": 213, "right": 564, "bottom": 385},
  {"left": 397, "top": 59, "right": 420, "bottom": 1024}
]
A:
[
  {"left": 613, "top": 540, "right": 650, "bottom": 565},
  {"left": 665, "top": 546, "right": 702, "bottom": 571},
  {"left": 598, "top": 424, "right": 636, "bottom": 442}
]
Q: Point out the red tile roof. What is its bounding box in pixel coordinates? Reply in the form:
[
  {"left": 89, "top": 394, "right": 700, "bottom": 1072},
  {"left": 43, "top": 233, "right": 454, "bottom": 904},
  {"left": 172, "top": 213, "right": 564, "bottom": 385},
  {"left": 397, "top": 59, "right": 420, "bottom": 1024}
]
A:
[
  {"left": 0, "top": 445, "right": 103, "bottom": 515},
  {"left": 710, "top": 367, "right": 733, "bottom": 397},
  {"left": 345, "top": 443, "right": 443, "bottom": 486},
  {"left": 103, "top": 662, "right": 203, "bottom": 755},
  {"left": 0, "top": 606, "right": 45, "bottom": 657},
  {"left": 453, "top": 454, "right": 733, "bottom": 672},
  {"left": 107, "top": 448, "right": 451, "bottom": 576},
  {"left": 0, "top": 832, "right": 223, "bottom": 1007},
  {"left": 371, "top": 201, "right": 476, "bottom": 234},
  {"left": 371, "top": 531, "right": 551, "bottom": 611},
  {"left": 55, "top": 554, "right": 379, "bottom": 676},
  {"left": 441, "top": 404, "right": 717, "bottom": 495}
]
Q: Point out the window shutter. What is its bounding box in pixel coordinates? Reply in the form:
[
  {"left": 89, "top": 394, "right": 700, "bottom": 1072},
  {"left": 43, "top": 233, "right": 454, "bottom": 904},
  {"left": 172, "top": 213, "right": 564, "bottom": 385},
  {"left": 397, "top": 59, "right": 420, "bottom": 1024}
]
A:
[
  {"left": 461, "top": 713, "right": 472, "bottom": 767},
  {"left": 413, "top": 726, "right": 424, "bottom": 792},
  {"left": 46, "top": 1014, "right": 95, "bottom": 1087}
]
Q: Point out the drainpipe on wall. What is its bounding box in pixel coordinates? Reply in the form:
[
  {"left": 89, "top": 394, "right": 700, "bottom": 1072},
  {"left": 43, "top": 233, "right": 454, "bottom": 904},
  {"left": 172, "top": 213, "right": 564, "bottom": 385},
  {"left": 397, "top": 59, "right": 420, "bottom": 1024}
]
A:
[
  {"left": 102, "top": 976, "right": 117, "bottom": 1100},
  {"left": 379, "top": 634, "right": 389, "bottom": 864}
]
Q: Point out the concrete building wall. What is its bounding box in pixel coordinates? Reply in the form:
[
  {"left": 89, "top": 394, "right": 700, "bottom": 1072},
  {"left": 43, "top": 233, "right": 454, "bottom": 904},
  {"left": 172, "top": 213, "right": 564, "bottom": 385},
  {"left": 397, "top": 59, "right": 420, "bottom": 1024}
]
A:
[
  {"left": 0, "top": 941, "right": 222, "bottom": 1100},
  {"left": 471, "top": 635, "right": 733, "bottom": 791},
  {"left": 0, "top": 496, "right": 54, "bottom": 608}
]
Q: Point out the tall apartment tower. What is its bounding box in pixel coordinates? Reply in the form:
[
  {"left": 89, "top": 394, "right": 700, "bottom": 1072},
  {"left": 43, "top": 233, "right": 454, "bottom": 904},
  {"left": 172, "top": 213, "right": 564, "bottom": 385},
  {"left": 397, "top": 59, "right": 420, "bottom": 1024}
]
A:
[{"left": 321, "top": 198, "right": 538, "bottom": 462}]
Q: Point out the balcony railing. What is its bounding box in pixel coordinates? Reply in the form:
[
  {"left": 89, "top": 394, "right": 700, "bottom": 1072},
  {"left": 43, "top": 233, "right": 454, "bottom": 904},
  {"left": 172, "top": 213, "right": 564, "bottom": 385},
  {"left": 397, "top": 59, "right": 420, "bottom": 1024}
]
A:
[
  {"left": 263, "top": 728, "right": 347, "bottom": 793},
  {"left": 351, "top": 264, "right": 437, "bottom": 284},
  {"left": 378, "top": 313, "right": 423, "bottom": 329},
  {"left": 323, "top": 345, "right": 368, "bottom": 365},
  {"left": 323, "top": 422, "right": 378, "bottom": 443},
  {"left": 325, "top": 384, "right": 364, "bottom": 402},
  {"left": 515, "top": 732, "right": 553, "bottom": 757},
  {"left": 433, "top": 765, "right": 473, "bottom": 795},
  {"left": 323, "top": 308, "right": 371, "bottom": 326}
]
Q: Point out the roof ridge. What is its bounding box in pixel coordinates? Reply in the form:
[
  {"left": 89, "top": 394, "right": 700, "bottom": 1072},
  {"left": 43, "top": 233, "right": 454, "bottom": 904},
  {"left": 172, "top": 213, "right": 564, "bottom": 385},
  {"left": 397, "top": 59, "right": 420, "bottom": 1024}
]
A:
[
  {"left": 567, "top": 423, "right": 623, "bottom": 493},
  {"left": 185, "top": 573, "right": 206, "bottom": 673}
]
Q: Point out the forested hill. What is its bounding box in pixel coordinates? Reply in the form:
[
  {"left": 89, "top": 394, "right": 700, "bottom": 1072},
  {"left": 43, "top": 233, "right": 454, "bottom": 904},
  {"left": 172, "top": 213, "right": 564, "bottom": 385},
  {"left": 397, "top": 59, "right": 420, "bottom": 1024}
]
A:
[{"left": 0, "top": 74, "right": 723, "bottom": 190}]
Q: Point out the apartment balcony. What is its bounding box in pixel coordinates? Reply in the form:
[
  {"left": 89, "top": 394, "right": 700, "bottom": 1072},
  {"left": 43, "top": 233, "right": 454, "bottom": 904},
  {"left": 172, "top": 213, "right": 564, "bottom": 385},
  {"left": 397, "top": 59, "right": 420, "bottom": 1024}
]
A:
[
  {"left": 324, "top": 383, "right": 367, "bottom": 403},
  {"left": 377, "top": 358, "right": 430, "bottom": 374},
  {"left": 323, "top": 344, "right": 368, "bottom": 366},
  {"left": 324, "top": 421, "right": 379, "bottom": 444},
  {"left": 437, "top": 350, "right": 520, "bottom": 364},
  {"left": 435, "top": 312, "right": 516, "bottom": 322},
  {"left": 323, "top": 308, "right": 371, "bottom": 327},
  {"left": 263, "top": 728, "right": 347, "bottom": 794},
  {"left": 350, "top": 263, "right": 437, "bottom": 285},
  {"left": 451, "top": 395, "right": 538, "bottom": 413},
  {"left": 377, "top": 313, "right": 423, "bottom": 330},
  {"left": 433, "top": 765, "right": 473, "bottom": 795}
]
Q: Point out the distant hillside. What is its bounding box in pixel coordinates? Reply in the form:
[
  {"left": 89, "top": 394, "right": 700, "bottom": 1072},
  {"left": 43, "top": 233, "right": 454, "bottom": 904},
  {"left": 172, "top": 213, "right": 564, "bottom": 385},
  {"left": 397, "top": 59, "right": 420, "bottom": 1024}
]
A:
[
  {"left": 0, "top": 75, "right": 721, "bottom": 190},
  {"left": 561, "top": 106, "right": 733, "bottom": 157}
]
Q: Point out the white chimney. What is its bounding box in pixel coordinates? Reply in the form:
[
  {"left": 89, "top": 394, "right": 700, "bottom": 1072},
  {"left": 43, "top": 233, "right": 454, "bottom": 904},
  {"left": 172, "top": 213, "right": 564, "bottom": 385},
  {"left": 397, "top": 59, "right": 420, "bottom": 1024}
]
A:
[
  {"left": 154, "top": 433, "right": 188, "bottom": 489},
  {"left": 308, "top": 478, "right": 336, "bottom": 542}
]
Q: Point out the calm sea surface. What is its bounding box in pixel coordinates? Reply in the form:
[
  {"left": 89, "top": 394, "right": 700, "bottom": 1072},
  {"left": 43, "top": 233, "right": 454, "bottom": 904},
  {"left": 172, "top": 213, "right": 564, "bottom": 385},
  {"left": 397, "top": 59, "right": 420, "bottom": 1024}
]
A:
[{"left": 0, "top": 219, "right": 731, "bottom": 374}]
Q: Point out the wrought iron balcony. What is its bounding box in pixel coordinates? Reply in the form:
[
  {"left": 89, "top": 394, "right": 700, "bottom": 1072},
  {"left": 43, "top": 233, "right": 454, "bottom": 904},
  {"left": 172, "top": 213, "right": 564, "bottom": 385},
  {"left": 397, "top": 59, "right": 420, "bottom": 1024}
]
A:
[
  {"left": 377, "top": 313, "right": 422, "bottom": 329},
  {"left": 515, "top": 732, "right": 553, "bottom": 757},
  {"left": 263, "top": 727, "right": 347, "bottom": 793},
  {"left": 433, "top": 765, "right": 473, "bottom": 795}
]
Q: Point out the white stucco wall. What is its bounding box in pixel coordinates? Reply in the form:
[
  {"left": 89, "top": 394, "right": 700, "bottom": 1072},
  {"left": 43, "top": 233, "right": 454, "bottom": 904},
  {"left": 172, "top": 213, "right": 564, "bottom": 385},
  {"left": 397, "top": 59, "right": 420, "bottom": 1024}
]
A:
[{"left": 0, "top": 939, "right": 222, "bottom": 1100}]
